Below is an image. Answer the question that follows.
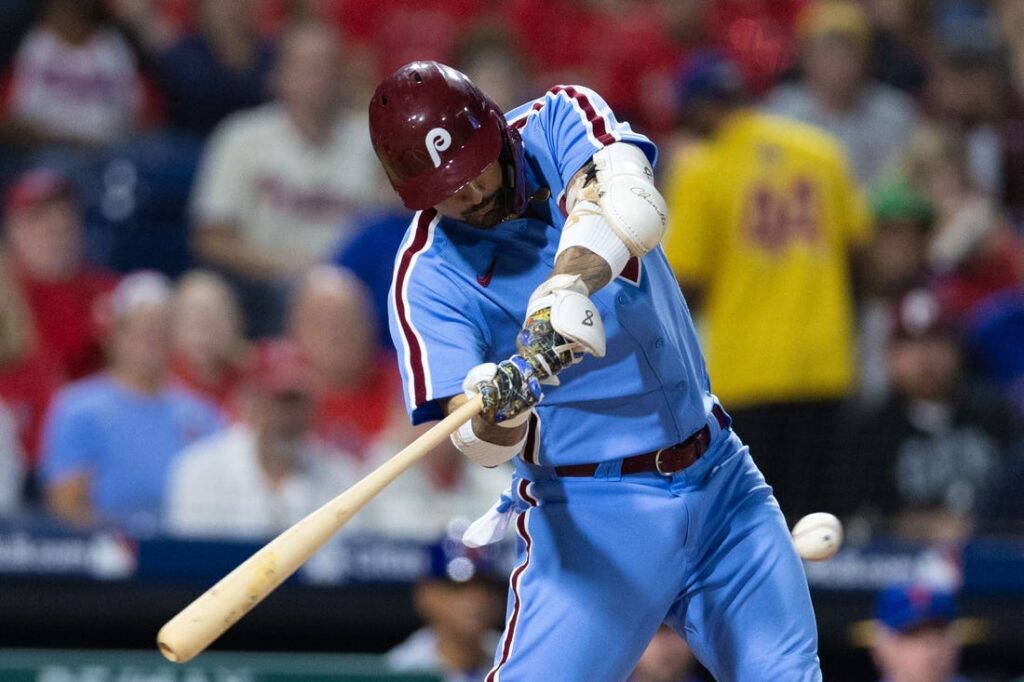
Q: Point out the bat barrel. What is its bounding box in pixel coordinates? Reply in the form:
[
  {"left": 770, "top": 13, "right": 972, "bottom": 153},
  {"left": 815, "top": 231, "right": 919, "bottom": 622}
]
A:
[{"left": 156, "top": 395, "right": 484, "bottom": 663}]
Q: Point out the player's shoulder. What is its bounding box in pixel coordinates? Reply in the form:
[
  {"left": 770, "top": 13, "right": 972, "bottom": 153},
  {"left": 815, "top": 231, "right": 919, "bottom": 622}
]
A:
[{"left": 504, "top": 84, "right": 609, "bottom": 128}]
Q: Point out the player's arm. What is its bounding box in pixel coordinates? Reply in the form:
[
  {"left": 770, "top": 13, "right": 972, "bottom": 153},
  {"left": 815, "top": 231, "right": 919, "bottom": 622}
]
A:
[
  {"left": 518, "top": 143, "right": 668, "bottom": 384},
  {"left": 440, "top": 357, "right": 543, "bottom": 467}
]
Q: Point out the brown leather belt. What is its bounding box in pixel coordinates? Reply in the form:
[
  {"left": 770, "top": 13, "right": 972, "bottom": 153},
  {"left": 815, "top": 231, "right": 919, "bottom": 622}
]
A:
[{"left": 554, "top": 405, "right": 729, "bottom": 477}]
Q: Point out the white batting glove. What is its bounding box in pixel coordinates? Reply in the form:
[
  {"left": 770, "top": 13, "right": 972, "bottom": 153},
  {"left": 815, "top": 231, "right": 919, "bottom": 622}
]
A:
[
  {"left": 449, "top": 362, "right": 533, "bottom": 468},
  {"left": 462, "top": 362, "right": 534, "bottom": 428}
]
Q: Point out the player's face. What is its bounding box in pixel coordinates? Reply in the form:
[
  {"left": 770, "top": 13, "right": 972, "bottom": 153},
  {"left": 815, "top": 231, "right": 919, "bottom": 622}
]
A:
[{"left": 435, "top": 161, "right": 508, "bottom": 228}]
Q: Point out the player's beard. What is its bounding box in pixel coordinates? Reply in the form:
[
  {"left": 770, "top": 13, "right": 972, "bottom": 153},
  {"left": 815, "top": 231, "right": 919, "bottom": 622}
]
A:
[{"left": 462, "top": 187, "right": 510, "bottom": 228}]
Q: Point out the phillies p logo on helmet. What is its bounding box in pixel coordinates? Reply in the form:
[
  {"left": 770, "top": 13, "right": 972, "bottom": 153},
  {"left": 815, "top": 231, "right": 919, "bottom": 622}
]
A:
[{"left": 426, "top": 127, "right": 452, "bottom": 168}]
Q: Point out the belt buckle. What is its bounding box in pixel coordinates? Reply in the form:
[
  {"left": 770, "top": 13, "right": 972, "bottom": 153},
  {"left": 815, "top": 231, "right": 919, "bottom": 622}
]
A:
[{"left": 654, "top": 447, "right": 675, "bottom": 476}]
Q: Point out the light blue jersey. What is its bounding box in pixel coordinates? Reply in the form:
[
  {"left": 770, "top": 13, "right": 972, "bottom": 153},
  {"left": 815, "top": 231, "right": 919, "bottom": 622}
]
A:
[
  {"left": 387, "top": 85, "right": 821, "bottom": 681},
  {"left": 389, "top": 85, "right": 713, "bottom": 466}
]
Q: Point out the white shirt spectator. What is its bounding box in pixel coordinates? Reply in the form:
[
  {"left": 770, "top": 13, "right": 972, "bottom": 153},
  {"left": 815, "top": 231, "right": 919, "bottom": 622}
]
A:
[
  {"left": 7, "top": 26, "right": 141, "bottom": 144},
  {"left": 388, "top": 627, "right": 501, "bottom": 682},
  {"left": 191, "top": 103, "right": 384, "bottom": 261},
  {"left": 765, "top": 82, "right": 917, "bottom": 186},
  {"left": 0, "top": 401, "right": 24, "bottom": 516},
  {"left": 360, "top": 433, "right": 511, "bottom": 541},
  {"left": 165, "top": 423, "right": 357, "bottom": 539}
]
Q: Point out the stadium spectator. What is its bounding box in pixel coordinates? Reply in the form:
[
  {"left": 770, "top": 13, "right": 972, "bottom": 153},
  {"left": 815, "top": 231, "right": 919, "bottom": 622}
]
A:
[
  {"left": 39, "top": 272, "right": 222, "bottom": 531},
  {"left": 870, "top": 583, "right": 968, "bottom": 682},
  {"left": 453, "top": 24, "right": 530, "bottom": 113},
  {"left": 964, "top": 287, "right": 1024, "bottom": 421},
  {"left": 863, "top": 0, "right": 932, "bottom": 96},
  {"left": 387, "top": 540, "right": 503, "bottom": 682},
  {"left": 834, "top": 289, "right": 1021, "bottom": 542},
  {"left": 664, "top": 52, "right": 869, "bottom": 521},
  {"left": 629, "top": 625, "right": 700, "bottom": 682},
  {"left": 331, "top": 211, "right": 410, "bottom": 352},
  {"left": 327, "top": 0, "right": 483, "bottom": 81},
  {"left": 857, "top": 181, "right": 935, "bottom": 404},
  {"left": 926, "top": 24, "right": 1007, "bottom": 197},
  {"left": 700, "top": 0, "right": 807, "bottom": 95},
  {"left": 170, "top": 269, "right": 247, "bottom": 410},
  {"left": 903, "top": 125, "right": 1023, "bottom": 320},
  {"left": 994, "top": 0, "right": 1024, "bottom": 225},
  {"left": 360, "top": 410, "right": 510, "bottom": 540},
  {"left": 502, "top": 0, "right": 683, "bottom": 133},
  {"left": 120, "top": 0, "right": 274, "bottom": 137},
  {"left": 3, "top": 168, "right": 117, "bottom": 380},
  {"left": 190, "top": 20, "right": 384, "bottom": 335},
  {"left": 0, "top": 401, "right": 24, "bottom": 516},
  {"left": 766, "top": 0, "right": 919, "bottom": 186},
  {"left": 0, "top": 0, "right": 143, "bottom": 148},
  {"left": 289, "top": 266, "right": 399, "bottom": 461},
  {"left": 165, "top": 339, "right": 355, "bottom": 538},
  {"left": 0, "top": 253, "right": 63, "bottom": 478}
]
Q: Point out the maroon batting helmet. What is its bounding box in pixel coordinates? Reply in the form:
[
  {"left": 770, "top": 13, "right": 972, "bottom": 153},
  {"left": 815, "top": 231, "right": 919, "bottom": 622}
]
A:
[{"left": 369, "top": 61, "right": 527, "bottom": 215}]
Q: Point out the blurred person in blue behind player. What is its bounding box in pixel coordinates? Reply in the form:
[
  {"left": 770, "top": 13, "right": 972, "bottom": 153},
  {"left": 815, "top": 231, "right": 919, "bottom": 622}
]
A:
[
  {"left": 369, "top": 62, "right": 820, "bottom": 680},
  {"left": 871, "top": 583, "right": 969, "bottom": 682}
]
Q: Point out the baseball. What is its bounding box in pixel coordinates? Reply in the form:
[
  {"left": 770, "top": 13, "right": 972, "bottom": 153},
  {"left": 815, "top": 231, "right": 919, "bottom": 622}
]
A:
[{"left": 791, "top": 513, "right": 844, "bottom": 561}]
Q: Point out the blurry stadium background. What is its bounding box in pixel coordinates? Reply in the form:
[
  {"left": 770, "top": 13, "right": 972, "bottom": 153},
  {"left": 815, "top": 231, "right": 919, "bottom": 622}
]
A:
[{"left": 0, "top": 0, "right": 1023, "bottom": 680}]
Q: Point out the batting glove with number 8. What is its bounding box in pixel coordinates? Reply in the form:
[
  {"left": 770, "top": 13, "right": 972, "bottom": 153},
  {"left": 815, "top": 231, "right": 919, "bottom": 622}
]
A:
[{"left": 517, "top": 274, "right": 606, "bottom": 386}]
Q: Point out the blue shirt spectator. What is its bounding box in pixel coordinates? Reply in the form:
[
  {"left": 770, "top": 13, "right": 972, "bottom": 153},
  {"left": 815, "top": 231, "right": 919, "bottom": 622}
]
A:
[
  {"left": 39, "top": 271, "right": 223, "bottom": 532},
  {"left": 41, "top": 376, "right": 222, "bottom": 531},
  {"left": 332, "top": 211, "right": 412, "bottom": 351}
]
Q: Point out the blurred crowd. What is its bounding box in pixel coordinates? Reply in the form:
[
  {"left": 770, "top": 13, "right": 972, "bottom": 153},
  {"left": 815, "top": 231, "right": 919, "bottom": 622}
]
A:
[
  {"left": 0, "top": 0, "right": 1022, "bottom": 678},
  {"left": 0, "top": 0, "right": 1020, "bottom": 570}
]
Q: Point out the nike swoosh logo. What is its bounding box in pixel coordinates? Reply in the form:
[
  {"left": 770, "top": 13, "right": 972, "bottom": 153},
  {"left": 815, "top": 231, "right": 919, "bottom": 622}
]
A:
[{"left": 477, "top": 256, "right": 498, "bottom": 287}]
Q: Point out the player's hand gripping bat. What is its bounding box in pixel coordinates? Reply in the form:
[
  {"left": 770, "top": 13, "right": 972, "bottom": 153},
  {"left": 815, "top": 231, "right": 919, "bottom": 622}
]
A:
[{"left": 156, "top": 394, "right": 484, "bottom": 663}]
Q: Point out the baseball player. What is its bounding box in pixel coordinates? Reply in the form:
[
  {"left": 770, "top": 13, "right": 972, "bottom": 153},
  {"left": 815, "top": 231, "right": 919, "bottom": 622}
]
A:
[{"left": 370, "top": 61, "right": 820, "bottom": 681}]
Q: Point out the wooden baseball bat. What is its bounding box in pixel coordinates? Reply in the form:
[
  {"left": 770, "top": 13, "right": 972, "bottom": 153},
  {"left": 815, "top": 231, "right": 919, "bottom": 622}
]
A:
[{"left": 157, "top": 395, "right": 484, "bottom": 663}]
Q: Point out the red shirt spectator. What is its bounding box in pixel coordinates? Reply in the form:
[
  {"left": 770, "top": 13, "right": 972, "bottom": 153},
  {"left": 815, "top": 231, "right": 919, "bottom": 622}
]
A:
[
  {"left": 706, "top": 0, "right": 807, "bottom": 94},
  {"left": 290, "top": 266, "right": 399, "bottom": 461},
  {"left": 4, "top": 168, "right": 118, "bottom": 380},
  {"left": 169, "top": 270, "right": 248, "bottom": 412},
  {"left": 0, "top": 347, "right": 64, "bottom": 468},
  {"left": 0, "top": 255, "right": 64, "bottom": 469},
  {"left": 315, "top": 356, "right": 400, "bottom": 461},
  {"left": 14, "top": 266, "right": 116, "bottom": 379},
  {"left": 330, "top": 0, "right": 482, "bottom": 77}
]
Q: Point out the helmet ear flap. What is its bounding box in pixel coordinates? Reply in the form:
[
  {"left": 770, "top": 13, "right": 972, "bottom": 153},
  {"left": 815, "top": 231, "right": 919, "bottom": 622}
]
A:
[{"left": 499, "top": 122, "right": 528, "bottom": 218}]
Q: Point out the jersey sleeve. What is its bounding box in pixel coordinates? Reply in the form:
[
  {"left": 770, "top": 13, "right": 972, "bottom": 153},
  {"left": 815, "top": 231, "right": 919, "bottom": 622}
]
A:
[
  {"left": 663, "top": 147, "right": 715, "bottom": 284},
  {"left": 525, "top": 85, "right": 659, "bottom": 192},
  {"left": 389, "top": 217, "right": 488, "bottom": 424}
]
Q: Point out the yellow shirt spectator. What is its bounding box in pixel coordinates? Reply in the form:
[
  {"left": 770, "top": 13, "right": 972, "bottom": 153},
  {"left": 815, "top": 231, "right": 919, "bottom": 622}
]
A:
[{"left": 664, "top": 110, "right": 869, "bottom": 407}]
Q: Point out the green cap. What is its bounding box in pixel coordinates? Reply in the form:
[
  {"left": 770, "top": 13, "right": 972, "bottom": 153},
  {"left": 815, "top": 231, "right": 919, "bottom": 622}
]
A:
[{"left": 870, "top": 181, "right": 935, "bottom": 226}]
